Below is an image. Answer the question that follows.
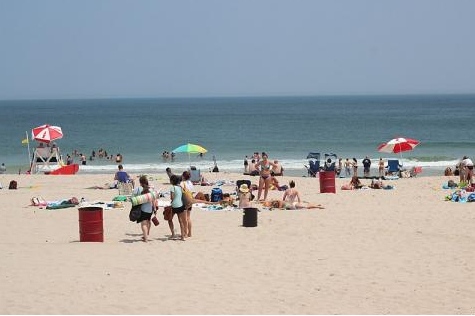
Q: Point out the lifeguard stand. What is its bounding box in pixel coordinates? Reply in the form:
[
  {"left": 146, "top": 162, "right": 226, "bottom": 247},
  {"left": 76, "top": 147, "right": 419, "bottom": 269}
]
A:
[{"left": 30, "top": 144, "right": 63, "bottom": 174}]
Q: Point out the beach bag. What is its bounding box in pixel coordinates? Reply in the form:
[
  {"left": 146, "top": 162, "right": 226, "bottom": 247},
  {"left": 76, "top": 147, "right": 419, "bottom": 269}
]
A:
[
  {"left": 447, "top": 180, "right": 457, "bottom": 188},
  {"left": 8, "top": 180, "right": 17, "bottom": 190},
  {"left": 151, "top": 215, "right": 159, "bottom": 226},
  {"left": 163, "top": 206, "right": 173, "bottom": 221},
  {"left": 129, "top": 205, "right": 142, "bottom": 222},
  {"left": 211, "top": 188, "right": 223, "bottom": 202},
  {"left": 181, "top": 183, "right": 194, "bottom": 208}
]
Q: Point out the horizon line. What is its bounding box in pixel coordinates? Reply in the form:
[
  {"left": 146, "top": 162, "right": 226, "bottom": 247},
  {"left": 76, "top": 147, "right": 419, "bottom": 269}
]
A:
[{"left": 1, "top": 92, "right": 475, "bottom": 102}]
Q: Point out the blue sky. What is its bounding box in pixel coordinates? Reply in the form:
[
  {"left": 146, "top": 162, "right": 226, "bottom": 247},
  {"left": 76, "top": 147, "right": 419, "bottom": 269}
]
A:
[{"left": 0, "top": 0, "right": 474, "bottom": 99}]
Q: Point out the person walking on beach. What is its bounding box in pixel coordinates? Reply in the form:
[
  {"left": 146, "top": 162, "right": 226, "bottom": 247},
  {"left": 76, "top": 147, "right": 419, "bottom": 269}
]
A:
[
  {"left": 255, "top": 153, "right": 277, "bottom": 201},
  {"left": 181, "top": 171, "right": 194, "bottom": 238},
  {"left": 169, "top": 175, "right": 187, "bottom": 240},
  {"left": 362, "top": 156, "right": 371, "bottom": 177},
  {"left": 133, "top": 176, "right": 156, "bottom": 242},
  {"left": 352, "top": 158, "right": 358, "bottom": 177},
  {"left": 378, "top": 157, "right": 385, "bottom": 177},
  {"left": 344, "top": 158, "right": 351, "bottom": 177},
  {"left": 0, "top": 163, "right": 6, "bottom": 174}
]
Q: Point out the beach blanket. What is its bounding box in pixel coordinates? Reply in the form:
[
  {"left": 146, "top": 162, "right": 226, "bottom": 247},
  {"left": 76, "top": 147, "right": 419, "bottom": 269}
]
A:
[
  {"left": 130, "top": 190, "right": 160, "bottom": 206},
  {"left": 383, "top": 175, "right": 399, "bottom": 181},
  {"left": 445, "top": 190, "right": 475, "bottom": 203}
]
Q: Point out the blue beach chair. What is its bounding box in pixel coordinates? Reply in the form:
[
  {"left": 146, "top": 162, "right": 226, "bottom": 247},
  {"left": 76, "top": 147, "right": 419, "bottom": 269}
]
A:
[
  {"left": 386, "top": 159, "right": 402, "bottom": 175},
  {"left": 305, "top": 152, "right": 320, "bottom": 177}
]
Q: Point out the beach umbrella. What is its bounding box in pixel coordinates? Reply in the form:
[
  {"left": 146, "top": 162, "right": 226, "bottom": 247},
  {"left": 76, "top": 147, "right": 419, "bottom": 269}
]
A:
[
  {"left": 172, "top": 143, "right": 208, "bottom": 154},
  {"left": 31, "top": 124, "right": 63, "bottom": 143},
  {"left": 172, "top": 143, "right": 208, "bottom": 165},
  {"left": 377, "top": 137, "right": 420, "bottom": 153},
  {"left": 377, "top": 137, "right": 420, "bottom": 166}
]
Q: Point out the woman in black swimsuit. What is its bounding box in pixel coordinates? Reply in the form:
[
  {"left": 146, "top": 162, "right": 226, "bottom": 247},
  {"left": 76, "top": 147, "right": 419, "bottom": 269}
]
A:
[{"left": 255, "top": 153, "right": 277, "bottom": 201}]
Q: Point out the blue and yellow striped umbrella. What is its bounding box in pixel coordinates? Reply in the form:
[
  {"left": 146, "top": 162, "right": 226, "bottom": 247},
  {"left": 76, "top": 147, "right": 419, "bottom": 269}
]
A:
[{"left": 172, "top": 143, "right": 207, "bottom": 154}]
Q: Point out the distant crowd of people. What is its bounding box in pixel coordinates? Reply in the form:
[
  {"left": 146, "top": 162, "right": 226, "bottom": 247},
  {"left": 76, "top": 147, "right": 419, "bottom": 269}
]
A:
[{"left": 65, "top": 149, "right": 123, "bottom": 166}]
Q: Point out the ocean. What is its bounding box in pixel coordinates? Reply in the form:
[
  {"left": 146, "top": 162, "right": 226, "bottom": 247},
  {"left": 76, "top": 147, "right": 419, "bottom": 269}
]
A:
[{"left": 0, "top": 94, "right": 474, "bottom": 175}]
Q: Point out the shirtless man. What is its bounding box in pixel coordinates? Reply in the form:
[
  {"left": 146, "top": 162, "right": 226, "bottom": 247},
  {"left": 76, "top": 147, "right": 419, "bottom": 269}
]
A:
[{"left": 271, "top": 160, "right": 283, "bottom": 176}]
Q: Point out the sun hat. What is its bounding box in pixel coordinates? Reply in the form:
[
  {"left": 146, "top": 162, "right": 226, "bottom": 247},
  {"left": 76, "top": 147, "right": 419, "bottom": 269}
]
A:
[{"left": 239, "top": 184, "right": 250, "bottom": 193}]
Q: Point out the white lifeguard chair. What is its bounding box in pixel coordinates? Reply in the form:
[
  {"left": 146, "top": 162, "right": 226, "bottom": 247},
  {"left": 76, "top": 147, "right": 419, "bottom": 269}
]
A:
[{"left": 30, "top": 144, "right": 64, "bottom": 174}]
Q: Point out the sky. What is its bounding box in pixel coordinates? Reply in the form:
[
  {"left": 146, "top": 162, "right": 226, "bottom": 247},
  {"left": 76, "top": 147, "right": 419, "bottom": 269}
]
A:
[{"left": 0, "top": 0, "right": 474, "bottom": 99}]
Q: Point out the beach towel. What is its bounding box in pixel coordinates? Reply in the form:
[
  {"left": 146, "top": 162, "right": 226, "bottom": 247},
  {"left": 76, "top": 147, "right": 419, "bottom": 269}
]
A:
[
  {"left": 130, "top": 190, "right": 160, "bottom": 206},
  {"left": 383, "top": 175, "right": 399, "bottom": 181},
  {"left": 112, "top": 195, "right": 128, "bottom": 202}
]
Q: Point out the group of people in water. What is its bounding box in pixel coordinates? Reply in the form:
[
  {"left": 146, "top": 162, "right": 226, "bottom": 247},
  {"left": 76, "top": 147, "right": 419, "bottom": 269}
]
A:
[{"left": 66, "top": 149, "right": 123, "bottom": 166}]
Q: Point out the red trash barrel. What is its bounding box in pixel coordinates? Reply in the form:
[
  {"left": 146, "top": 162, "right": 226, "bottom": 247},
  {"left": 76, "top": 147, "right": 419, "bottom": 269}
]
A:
[
  {"left": 319, "top": 171, "right": 336, "bottom": 193},
  {"left": 78, "top": 207, "right": 104, "bottom": 242}
]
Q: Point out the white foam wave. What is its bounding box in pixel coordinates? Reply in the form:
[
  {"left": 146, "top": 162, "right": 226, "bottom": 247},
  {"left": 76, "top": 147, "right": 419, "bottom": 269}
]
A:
[{"left": 78, "top": 157, "right": 459, "bottom": 173}]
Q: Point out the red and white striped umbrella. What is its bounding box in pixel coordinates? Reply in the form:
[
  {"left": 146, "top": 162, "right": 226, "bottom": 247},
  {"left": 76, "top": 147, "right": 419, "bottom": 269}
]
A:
[
  {"left": 31, "top": 124, "right": 63, "bottom": 143},
  {"left": 377, "top": 137, "right": 420, "bottom": 153}
]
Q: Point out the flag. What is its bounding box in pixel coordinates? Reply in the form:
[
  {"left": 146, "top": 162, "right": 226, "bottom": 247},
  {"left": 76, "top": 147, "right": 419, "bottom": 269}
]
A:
[{"left": 22, "top": 138, "right": 29, "bottom": 144}]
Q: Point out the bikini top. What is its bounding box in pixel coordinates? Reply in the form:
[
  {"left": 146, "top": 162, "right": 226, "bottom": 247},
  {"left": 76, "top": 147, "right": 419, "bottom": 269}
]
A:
[{"left": 261, "top": 162, "right": 271, "bottom": 170}]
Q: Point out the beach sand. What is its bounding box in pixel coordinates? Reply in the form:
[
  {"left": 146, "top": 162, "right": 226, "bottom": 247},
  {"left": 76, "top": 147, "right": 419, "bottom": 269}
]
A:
[{"left": 0, "top": 172, "right": 474, "bottom": 314}]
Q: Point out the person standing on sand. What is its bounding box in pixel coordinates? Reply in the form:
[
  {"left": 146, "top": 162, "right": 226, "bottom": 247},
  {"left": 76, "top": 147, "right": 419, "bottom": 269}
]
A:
[
  {"left": 0, "top": 163, "right": 6, "bottom": 174},
  {"left": 344, "top": 158, "right": 351, "bottom": 177},
  {"left": 244, "top": 156, "right": 249, "bottom": 173},
  {"left": 352, "top": 158, "right": 358, "bottom": 177},
  {"left": 255, "top": 153, "right": 277, "bottom": 201},
  {"left": 362, "top": 156, "right": 371, "bottom": 177},
  {"left": 181, "top": 171, "right": 194, "bottom": 238},
  {"left": 462, "top": 156, "right": 473, "bottom": 185},
  {"left": 336, "top": 158, "right": 342, "bottom": 176},
  {"left": 379, "top": 157, "right": 385, "bottom": 177},
  {"left": 133, "top": 176, "right": 156, "bottom": 242},
  {"left": 169, "top": 175, "right": 187, "bottom": 241}
]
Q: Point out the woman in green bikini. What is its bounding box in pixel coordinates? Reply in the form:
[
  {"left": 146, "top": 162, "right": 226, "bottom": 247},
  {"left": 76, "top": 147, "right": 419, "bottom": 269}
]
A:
[{"left": 255, "top": 153, "right": 277, "bottom": 201}]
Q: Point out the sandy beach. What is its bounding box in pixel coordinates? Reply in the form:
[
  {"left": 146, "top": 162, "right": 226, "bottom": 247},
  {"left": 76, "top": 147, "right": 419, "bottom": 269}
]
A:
[{"left": 0, "top": 172, "right": 474, "bottom": 314}]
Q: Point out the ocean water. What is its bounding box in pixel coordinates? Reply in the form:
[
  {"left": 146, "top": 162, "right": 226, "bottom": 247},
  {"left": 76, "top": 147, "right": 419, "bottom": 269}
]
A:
[{"left": 0, "top": 94, "right": 474, "bottom": 175}]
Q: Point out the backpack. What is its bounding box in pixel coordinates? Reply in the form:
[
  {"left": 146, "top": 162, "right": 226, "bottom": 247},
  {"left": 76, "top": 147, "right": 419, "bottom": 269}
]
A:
[
  {"left": 210, "top": 187, "right": 223, "bottom": 202},
  {"left": 129, "top": 204, "right": 142, "bottom": 222},
  {"left": 181, "top": 183, "right": 194, "bottom": 209},
  {"left": 9, "top": 180, "right": 17, "bottom": 190}
]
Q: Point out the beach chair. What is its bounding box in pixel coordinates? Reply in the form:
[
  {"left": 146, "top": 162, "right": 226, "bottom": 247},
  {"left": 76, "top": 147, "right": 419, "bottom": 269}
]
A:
[
  {"left": 190, "top": 169, "right": 201, "bottom": 184},
  {"left": 305, "top": 152, "right": 320, "bottom": 177},
  {"left": 386, "top": 160, "right": 401, "bottom": 175},
  {"left": 118, "top": 182, "right": 134, "bottom": 196},
  {"left": 323, "top": 153, "right": 337, "bottom": 171}
]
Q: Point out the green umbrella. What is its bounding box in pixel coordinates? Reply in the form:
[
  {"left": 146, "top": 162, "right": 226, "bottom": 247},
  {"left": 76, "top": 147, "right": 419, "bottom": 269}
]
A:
[{"left": 172, "top": 143, "right": 208, "bottom": 166}]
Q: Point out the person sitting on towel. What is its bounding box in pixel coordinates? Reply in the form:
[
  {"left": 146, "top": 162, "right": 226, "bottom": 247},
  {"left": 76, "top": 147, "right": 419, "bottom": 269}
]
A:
[
  {"left": 349, "top": 176, "right": 363, "bottom": 189},
  {"left": 114, "top": 164, "right": 134, "bottom": 186}
]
